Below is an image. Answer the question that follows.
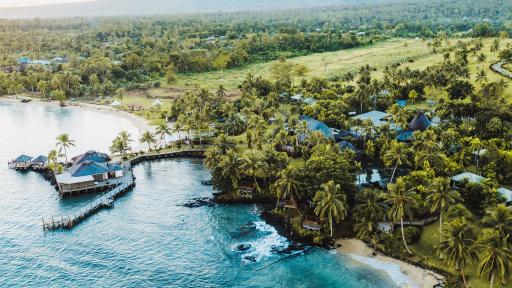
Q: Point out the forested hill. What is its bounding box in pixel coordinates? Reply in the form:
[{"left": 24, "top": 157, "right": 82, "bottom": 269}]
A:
[{"left": 0, "top": 0, "right": 391, "bottom": 19}]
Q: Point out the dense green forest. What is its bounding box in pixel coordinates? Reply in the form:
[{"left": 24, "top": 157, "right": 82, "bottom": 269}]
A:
[{"left": 0, "top": 0, "right": 511, "bottom": 99}]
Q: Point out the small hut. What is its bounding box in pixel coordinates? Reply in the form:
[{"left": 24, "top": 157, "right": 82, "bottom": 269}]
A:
[
  {"left": 409, "top": 112, "right": 432, "bottom": 131},
  {"left": 8, "top": 155, "right": 33, "bottom": 169},
  {"left": 152, "top": 99, "right": 162, "bottom": 107},
  {"left": 110, "top": 100, "right": 122, "bottom": 107},
  {"left": 31, "top": 155, "right": 48, "bottom": 170},
  {"left": 497, "top": 188, "right": 512, "bottom": 206},
  {"left": 451, "top": 172, "right": 486, "bottom": 187}
]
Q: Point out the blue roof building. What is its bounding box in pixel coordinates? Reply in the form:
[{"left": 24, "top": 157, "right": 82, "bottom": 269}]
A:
[
  {"left": 299, "top": 116, "right": 334, "bottom": 139},
  {"left": 396, "top": 131, "right": 414, "bottom": 142},
  {"left": 72, "top": 150, "right": 111, "bottom": 165},
  {"left": 352, "top": 111, "right": 390, "bottom": 127},
  {"left": 31, "top": 155, "right": 48, "bottom": 164},
  {"left": 409, "top": 112, "right": 432, "bottom": 131},
  {"left": 13, "top": 155, "right": 33, "bottom": 163},
  {"left": 498, "top": 188, "right": 512, "bottom": 204},
  {"left": 452, "top": 172, "right": 486, "bottom": 184},
  {"left": 396, "top": 100, "right": 407, "bottom": 107}
]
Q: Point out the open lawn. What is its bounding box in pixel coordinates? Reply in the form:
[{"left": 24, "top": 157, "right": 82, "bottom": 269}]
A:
[{"left": 412, "top": 220, "right": 488, "bottom": 288}]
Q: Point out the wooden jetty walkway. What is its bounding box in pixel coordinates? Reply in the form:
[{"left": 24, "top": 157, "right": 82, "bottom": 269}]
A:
[
  {"left": 42, "top": 149, "right": 206, "bottom": 231},
  {"left": 130, "top": 148, "right": 206, "bottom": 165},
  {"left": 42, "top": 162, "right": 135, "bottom": 231}
]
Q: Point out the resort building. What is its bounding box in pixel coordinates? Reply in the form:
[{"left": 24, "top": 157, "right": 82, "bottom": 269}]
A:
[
  {"left": 299, "top": 116, "right": 334, "bottom": 140},
  {"left": 8, "top": 155, "right": 33, "bottom": 170},
  {"left": 352, "top": 110, "right": 391, "bottom": 127},
  {"left": 497, "top": 188, "right": 512, "bottom": 206},
  {"left": 396, "top": 112, "right": 433, "bottom": 142},
  {"left": 451, "top": 172, "right": 486, "bottom": 187},
  {"left": 31, "top": 155, "right": 48, "bottom": 170},
  {"left": 56, "top": 151, "right": 125, "bottom": 196}
]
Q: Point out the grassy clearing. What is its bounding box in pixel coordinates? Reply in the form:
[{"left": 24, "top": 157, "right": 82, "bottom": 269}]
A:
[
  {"left": 412, "top": 220, "right": 488, "bottom": 288},
  {"left": 171, "top": 38, "right": 434, "bottom": 91},
  {"left": 402, "top": 38, "right": 512, "bottom": 102},
  {"left": 134, "top": 37, "right": 512, "bottom": 105}
]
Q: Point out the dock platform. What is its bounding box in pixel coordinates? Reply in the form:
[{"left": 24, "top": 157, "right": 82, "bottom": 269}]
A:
[
  {"left": 41, "top": 149, "right": 206, "bottom": 231},
  {"left": 42, "top": 162, "right": 135, "bottom": 231}
]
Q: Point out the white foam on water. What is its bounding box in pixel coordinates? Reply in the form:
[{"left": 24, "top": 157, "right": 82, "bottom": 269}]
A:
[
  {"left": 239, "top": 221, "right": 289, "bottom": 264},
  {"left": 348, "top": 254, "right": 417, "bottom": 288}
]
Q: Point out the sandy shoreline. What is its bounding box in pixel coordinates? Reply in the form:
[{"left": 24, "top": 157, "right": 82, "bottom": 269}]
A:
[
  {"left": 336, "top": 239, "right": 444, "bottom": 288},
  {"left": 0, "top": 96, "right": 153, "bottom": 148}
]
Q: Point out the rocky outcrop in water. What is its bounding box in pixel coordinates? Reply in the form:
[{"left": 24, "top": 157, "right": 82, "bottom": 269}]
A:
[{"left": 179, "top": 197, "right": 216, "bottom": 208}]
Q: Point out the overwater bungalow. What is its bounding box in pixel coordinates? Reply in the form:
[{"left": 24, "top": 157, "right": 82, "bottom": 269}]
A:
[
  {"left": 31, "top": 155, "right": 48, "bottom": 170},
  {"left": 72, "top": 150, "right": 110, "bottom": 165},
  {"left": 56, "top": 151, "right": 124, "bottom": 196},
  {"left": 8, "top": 155, "right": 33, "bottom": 170}
]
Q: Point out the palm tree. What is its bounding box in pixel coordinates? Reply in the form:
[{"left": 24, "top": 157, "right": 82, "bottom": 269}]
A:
[
  {"left": 384, "top": 178, "right": 416, "bottom": 254},
  {"left": 241, "top": 151, "right": 268, "bottom": 193},
  {"left": 204, "top": 146, "right": 222, "bottom": 172},
  {"left": 271, "top": 167, "right": 300, "bottom": 209},
  {"left": 477, "top": 53, "right": 487, "bottom": 63},
  {"left": 55, "top": 133, "right": 75, "bottom": 163},
  {"left": 47, "top": 149, "right": 62, "bottom": 173},
  {"left": 110, "top": 133, "right": 132, "bottom": 159},
  {"left": 438, "top": 218, "right": 478, "bottom": 288},
  {"left": 477, "top": 230, "right": 512, "bottom": 288},
  {"left": 476, "top": 69, "right": 488, "bottom": 84},
  {"left": 156, "top": 122, "right": 172, "bottom": 148},
  {"left": 353, "top": 189, "right": 386, "bottom": 241},
  {"left": 383, "top": 140, "right": 410, "bottom": 183},
  {"left": 173, "top": 122, "right": 182, "bottom": 140},
  {"left": 314, "top": 181, "right": 348, "bottom": 238},
  {"left": 219, "top": 150, "right": 243, "bottom": 191},
  {"left": 295, "top": 120, "right": 309, "bottom": 148},
  {"left": 426, "top": 177, "right": 462, "bottom": 242},
  {"left": 215, "top": 133, "right": 235, "bottom": 155},
  {"left": 482, "top": 204, "right": 512, "bottom": 241},
  {"left": 139, "top": 131, "right": 156, "bottom": 151}
]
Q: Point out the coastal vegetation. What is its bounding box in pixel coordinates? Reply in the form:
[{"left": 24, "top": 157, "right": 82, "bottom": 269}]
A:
[{"left": 3, "top": 0, "right": 512, "bottom": 287}]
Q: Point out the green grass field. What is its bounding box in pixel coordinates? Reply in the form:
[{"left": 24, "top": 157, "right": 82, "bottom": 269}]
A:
[
  {"left": 157, "top": 37, "right": 512, "bottom": 103},
  {"left": 402, "top": 38, "right": 512, "bottom": 102},
  {"left": 171, "top": 38, "right": 434, "bottom": 91}
]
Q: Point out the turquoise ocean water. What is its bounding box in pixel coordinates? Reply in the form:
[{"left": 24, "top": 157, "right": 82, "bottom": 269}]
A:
[{"left": 0, "top": 101, "right": 397, "bottom": 287}]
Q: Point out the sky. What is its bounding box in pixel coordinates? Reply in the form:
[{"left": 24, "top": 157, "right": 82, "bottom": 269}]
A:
[{"left": 0, "top": 0, "right": 93, "bottom": 7}]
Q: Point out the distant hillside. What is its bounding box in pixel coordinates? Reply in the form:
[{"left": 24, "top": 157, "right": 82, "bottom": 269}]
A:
[{"left": 0, "top": 0, "right": 393, "bottom": 19}]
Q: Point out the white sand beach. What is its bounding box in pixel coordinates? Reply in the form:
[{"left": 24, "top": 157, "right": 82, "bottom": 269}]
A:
[{"left": 336, "top": 239, "right": 444, "bottom": 288}]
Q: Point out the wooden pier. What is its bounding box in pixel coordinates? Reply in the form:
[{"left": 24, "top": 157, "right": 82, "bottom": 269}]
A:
[
  {"left": 41, "top": 149, "right": 206, "bottom": 231},
  {"left": 129, "top": 149, "right": 206, "bottom": 165}
]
